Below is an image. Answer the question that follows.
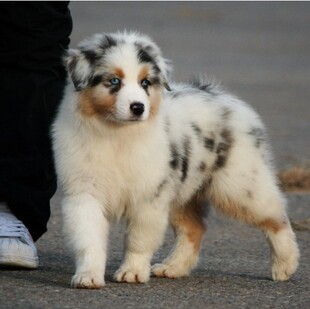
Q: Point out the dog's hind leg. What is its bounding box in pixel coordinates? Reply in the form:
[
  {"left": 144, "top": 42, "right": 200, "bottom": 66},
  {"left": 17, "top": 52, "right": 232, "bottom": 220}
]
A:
[
  {"left": 208, "top": 162, "right": 299, "bottom": 281},
  {"left": 152, "top": 196, "right": 208, "bottom": 278}
]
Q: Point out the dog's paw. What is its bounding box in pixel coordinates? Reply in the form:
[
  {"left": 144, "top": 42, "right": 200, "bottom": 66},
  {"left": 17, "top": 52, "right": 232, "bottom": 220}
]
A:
[
  {"left": 272, "top": 256, "right": 299, "bottom": 281},
  {"left": 71, "top": 272, "right": 105, "bottom": 289},
  {"left": 114, "top": 265, "right": 150, "bottom": 283},
  {"left": 271, "top": 244, "right": 299, "bottom": 281},
  {"left": 151, "top": 263, "right": 190, "bottom": 279}
]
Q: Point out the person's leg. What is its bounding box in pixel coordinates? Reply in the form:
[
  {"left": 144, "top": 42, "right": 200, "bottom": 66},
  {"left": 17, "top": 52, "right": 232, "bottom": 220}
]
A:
[
  {"left": 0, "top": 68, "right": 68, "bottom": 241},
  {"left": 0, "top": 3, "right": 72, "bottom": 268}
]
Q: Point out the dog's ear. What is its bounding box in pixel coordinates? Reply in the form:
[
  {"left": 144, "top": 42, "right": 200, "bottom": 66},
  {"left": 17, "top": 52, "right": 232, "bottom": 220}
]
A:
[
  {"left": 134, "top": 34, "right": 172, "bottom": 92},
  {"left": 163, "top": 79, "right": 171, "bottom": 91},
  {"left": 161, "top": 59, "right": 172, "bottom": 91},
  {"left": 63, "top": 49, "right": 92, "bottom": 91}
]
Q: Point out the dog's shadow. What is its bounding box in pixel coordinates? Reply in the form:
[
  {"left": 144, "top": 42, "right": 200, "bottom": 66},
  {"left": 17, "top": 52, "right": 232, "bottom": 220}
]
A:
[
  {"left": 1, "top": 266, "right": 72, "bottom": 289},
  {"left": 196, "top": 269, "right": 272, "bottom": 282},
  {"left": 2, "top": 250, "right": 272, "bottom": 290}
]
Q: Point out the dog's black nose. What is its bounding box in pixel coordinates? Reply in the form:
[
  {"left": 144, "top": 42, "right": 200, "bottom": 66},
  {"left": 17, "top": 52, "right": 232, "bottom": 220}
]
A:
[{"left": 130, "top": 102, "right": 145, "bottom": 116}]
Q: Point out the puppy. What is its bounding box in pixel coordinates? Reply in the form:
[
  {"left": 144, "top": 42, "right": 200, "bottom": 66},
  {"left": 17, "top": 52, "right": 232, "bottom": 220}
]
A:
[{"left": 52, "top": 31, "right": 299, "bottom": 288}]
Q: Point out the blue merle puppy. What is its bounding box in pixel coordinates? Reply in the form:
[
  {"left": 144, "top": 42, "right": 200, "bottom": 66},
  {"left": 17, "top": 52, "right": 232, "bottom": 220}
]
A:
[{"left": 52, "top": 31, "right": 299, "bottom": 288}]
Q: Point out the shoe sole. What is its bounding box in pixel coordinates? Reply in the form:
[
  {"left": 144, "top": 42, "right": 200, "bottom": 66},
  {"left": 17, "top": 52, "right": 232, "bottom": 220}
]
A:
[{"left": 0, "top": 255, "right": 38, "bottom": 269}]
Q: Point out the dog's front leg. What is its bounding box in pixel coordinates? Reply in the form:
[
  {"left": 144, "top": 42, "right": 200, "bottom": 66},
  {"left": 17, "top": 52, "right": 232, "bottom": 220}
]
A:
[
  {"left": 114, "top": 203, "right": 169, "bottom": 283},
  {"left": 62, "top": 193, "right": 109, "bottom": 289}
]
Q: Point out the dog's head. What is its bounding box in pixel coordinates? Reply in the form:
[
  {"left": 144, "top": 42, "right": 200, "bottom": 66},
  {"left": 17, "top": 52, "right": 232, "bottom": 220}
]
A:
[{"left": 64, "top": 31, "right": 171, "bottom": 123}]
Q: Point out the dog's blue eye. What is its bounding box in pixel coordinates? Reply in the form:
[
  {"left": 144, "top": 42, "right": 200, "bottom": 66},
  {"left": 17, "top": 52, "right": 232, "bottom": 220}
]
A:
[
  {"left": 141, "top": 79, "right": 151, "bottom": 88},
  {"left": 110, "top": 78, "right": 121, "bottom": 86}
]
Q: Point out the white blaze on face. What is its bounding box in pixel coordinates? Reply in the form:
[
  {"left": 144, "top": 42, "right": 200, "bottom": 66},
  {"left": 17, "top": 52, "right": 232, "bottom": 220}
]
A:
[
  {"left": 115, "top": 83, "right": 150, "bottom": 121},
  {"left": 105, "top": 45, "right": 152, "bottom": 122}
]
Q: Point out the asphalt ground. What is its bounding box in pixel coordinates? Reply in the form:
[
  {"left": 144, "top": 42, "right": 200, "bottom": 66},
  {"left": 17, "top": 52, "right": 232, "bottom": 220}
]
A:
[{"left": 1, "top": 2, "right": 309, "bottom": 309}]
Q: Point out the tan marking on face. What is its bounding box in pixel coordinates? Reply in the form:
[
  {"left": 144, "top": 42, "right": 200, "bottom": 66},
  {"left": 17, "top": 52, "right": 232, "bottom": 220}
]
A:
[
  {"left": 137, "top": 65, "right": 162, "bottom": 120},
  {"left": 79, "top": 87, "right": 116, "bottom": 119},
  {"left": 171, "top": 196, "right": 208, "bottom": 253},
  {"left": 113, "top": 67, "right": 125, "bottom": 79},
  {"left": 149, "top": 87, "right": 162, "bottom": 119},
  {"left": 138, "top": 65, "right": 149, "bottom": 81}
]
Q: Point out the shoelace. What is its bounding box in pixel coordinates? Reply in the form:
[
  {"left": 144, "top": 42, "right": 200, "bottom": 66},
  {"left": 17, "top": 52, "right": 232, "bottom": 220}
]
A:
[{"left": 0, "top": 213, "right": 32, "bottom": 245}]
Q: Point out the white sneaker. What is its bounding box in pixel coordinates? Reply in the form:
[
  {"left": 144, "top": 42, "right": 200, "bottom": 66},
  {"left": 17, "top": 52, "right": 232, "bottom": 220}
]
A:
[{"left": 0, "top": 203, "right": 39, "bottom": 269}]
